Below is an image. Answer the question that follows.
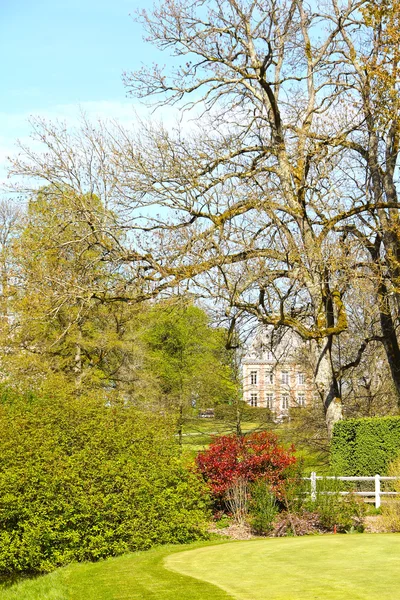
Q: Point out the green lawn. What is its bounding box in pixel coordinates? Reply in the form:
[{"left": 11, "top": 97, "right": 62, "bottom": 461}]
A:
[
  {"left": 167, "top": 535, "right": 400, "bottom": 600},
  {"left": 0, "top": 542, "right": 231, "bottom": 600},
  {"left": 2, "top": 535, "right": 399, "bottom": 600}
]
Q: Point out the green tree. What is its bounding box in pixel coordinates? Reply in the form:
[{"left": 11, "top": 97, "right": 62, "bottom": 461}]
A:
[
  {"left": 141, "top": 300, "right": 238, "bottom": 442},
  {"left": 6, "top": 187, "right": 143, "bottom": 394}
]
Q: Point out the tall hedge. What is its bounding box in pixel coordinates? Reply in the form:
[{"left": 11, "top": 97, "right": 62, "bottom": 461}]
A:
[
  {"left": 0, "top": 390, "right": 210, "bottom": 577},
  {"left": 331, "top": 416, "right": 400, "bottom": 476}
]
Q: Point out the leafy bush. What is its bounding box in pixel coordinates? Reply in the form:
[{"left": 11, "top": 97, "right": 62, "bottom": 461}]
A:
[
  {"left": 196, "top": 431, "right": 296, "bottom": 508},
  {"left": 249, "top": 481, "right": 278, "bottom": 535},
  {"left": 0, "top": 389, "right": 210, "bottom": 577},
  {"left": 331, "top": 417, "right": 400, "bottom": 476}
]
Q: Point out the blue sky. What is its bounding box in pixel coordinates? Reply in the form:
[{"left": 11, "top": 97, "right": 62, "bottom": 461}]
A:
[{"left": 0, "top": 0, "right": 166, "bottom": 185}]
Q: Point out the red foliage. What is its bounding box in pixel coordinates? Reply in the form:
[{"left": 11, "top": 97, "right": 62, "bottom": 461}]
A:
[{"left": 196, "top": 431, "right": 296, "bottom": 501}]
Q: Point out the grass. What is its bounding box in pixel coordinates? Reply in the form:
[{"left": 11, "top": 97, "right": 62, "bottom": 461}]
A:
[
  {"left": 0, "top": 542, "right": 231, "bottom": 600},
  {"left": 2, "top": 535, "right": 400, "bottom": 599},
  {"left": 181, "top": 419, "right": 278, "bottom": 455},
  {"left": 167, "top": 534, "right": 400, "bottom": 600}
]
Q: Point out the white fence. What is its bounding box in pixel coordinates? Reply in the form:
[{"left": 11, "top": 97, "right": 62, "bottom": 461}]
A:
[{"left": 305, "top": 473, "right": 400, "bottom": 509}]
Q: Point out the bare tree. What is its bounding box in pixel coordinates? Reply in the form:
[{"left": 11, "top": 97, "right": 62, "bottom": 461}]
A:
[
  {"left": 315, "top": 0, "right": 400, "bottom": 402},
  {"left": 117, "top": 0, "right": 379, "bottom": 436},
  {"left": 0, "top": 199, "right": 21, "bottom": 320}
]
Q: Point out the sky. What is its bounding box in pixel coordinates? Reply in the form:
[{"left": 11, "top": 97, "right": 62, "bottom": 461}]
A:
[{"left": 0, "top": 0, "right": 167, "bottom": 188}]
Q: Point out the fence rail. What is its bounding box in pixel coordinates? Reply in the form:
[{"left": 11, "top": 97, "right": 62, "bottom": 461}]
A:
[{"left": 304, "top": 473, "right": 400, "bottom": 509}]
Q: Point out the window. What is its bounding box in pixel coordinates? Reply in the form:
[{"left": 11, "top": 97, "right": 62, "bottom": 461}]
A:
[
  {"left": 250, "top": 393, "right": 258, "bottom": 407},
  {"left": 266, "top": 351, "right": 273, "bottom": 361},
  {"left": 281, "top": 371, "right": 289, "bottom": 385},
  {"left": 282, "top": 395, "right": 289, "bottom": 409},
  {"left": 266, "top": 394, "right": 274, "bottom": 409},
  {"left": 297, "top": 372, "right": 305, "bottom": 385},
  {"left": 297, "top": 394, "right": 305, "bottom": 406},
  {"left": 250, "top": 371, "right": 257, "bottom": 385},
  {"left": 265, "top": 370, "right": 274, "bottom": 384}
]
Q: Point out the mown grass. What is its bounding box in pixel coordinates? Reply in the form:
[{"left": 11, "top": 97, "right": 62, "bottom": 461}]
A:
[
  {"left": 2, "top": 535, "right": 399, "bottom": 599},
  {"left": 0, "top": 542, "right": 231, "bottom": 600},
  {"left": 181, "top": 419, "right": 276, "bottom": 455},
  {"left": 167, "top": 534, "right": 400, "bottom": 600}
]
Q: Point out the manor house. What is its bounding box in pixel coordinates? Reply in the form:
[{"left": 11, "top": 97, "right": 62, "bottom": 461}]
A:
[{"left": 242, "top": 327, "right": 314, "bottom": 418}]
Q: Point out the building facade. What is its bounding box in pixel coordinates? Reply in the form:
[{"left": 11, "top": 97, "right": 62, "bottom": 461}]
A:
[{"left": 242, "top": 327, "right": 314, "bottom": 418}]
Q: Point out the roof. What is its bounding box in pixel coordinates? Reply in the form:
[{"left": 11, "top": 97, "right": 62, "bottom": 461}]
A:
[{"left": 242, "top": 326, "right": 306, "bottom": 366}]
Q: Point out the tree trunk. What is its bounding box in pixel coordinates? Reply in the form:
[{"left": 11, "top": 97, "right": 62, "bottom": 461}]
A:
[
  {"left": 74, "top": 328, "right": 83, "bottom": 388},
  {"left": 177, "top": 403, "right": 184, "bottom": 447},
  {"left": 378, "top": 281, "right": 400, "bottom": 405},
  {"left": 313, "top": 340, "right": 343, "bottom": 439}
]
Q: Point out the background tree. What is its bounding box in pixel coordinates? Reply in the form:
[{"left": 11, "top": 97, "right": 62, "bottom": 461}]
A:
[
  {"left": 4, "top": 187, "right": 145, "bottom": 394},
  {"left": 140, "top": 298, "right": 238, "bottom": 442}
]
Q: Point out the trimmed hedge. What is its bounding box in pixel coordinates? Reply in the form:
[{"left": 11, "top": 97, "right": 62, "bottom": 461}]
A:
[
  {"left": 331, "top": 416, "right": 400, "bottom": 476},
  {"left": 0, "top": 390, "right": 210, "bottom": 578}
]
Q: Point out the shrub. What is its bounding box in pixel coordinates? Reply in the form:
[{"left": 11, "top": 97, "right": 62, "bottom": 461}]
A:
[
  {"left": 225, "top": 477, "right": 249, "bottom": 526},
  {"left": 272, "top": 511, "right": 321, "bottom": 537},
  {"left": 0, "top": 390, "right": 210, "bottom": 577},
  {"left": 307, "top": 478, "right": 366, "bottom": 533},
  {"left": 331, "top": 417, "right": 400, "bottom": 476},
  {"left": 196, "top": 431, "right": 296, "bottom": 509},
  {"left": 249, "top": 481, "right": 278, "bottom": 535}
]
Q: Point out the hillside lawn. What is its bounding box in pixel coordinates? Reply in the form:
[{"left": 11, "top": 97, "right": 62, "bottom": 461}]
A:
[{"left": 1, "top": 534, "right": 399, "bottom": 600}]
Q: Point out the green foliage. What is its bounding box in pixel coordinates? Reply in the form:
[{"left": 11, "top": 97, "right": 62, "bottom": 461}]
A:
[
  {"left": 306, "top": 478, "right": 366, "bottom": 533},
  {"left": 140, "top": 300, "right": 238, "bottom": 415},
  {"left": 0, "top": 389, "right": 210, "bottom": 578},
  {"left": 249, "top": 481, "right": 278, "bottom": 535},
  {"left": 6, "top": 187, "right": 144, "bottom": 393},
  {"left": 331, "top": 416, "right": 400, "bottom": 475}
]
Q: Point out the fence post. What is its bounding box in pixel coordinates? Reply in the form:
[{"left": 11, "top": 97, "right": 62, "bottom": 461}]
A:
[
  {"left": 375, "top": 474, "right": 381, "bottom": 509},
  {"left": 311, "top": 471, "right": 317, "bottom": 502}
]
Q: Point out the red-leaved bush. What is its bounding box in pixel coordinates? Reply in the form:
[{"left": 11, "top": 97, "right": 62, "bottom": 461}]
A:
[{"left": 196, "top": 431, "right": 296, "bottom": 504}]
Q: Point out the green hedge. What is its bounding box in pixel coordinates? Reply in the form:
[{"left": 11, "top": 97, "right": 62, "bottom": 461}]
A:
[
  {"left": 331, "top": 416, "right": 400, "bottom": 476},
  {"left": 0, "top": 390, "right": 210, "bottom": 578}
]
